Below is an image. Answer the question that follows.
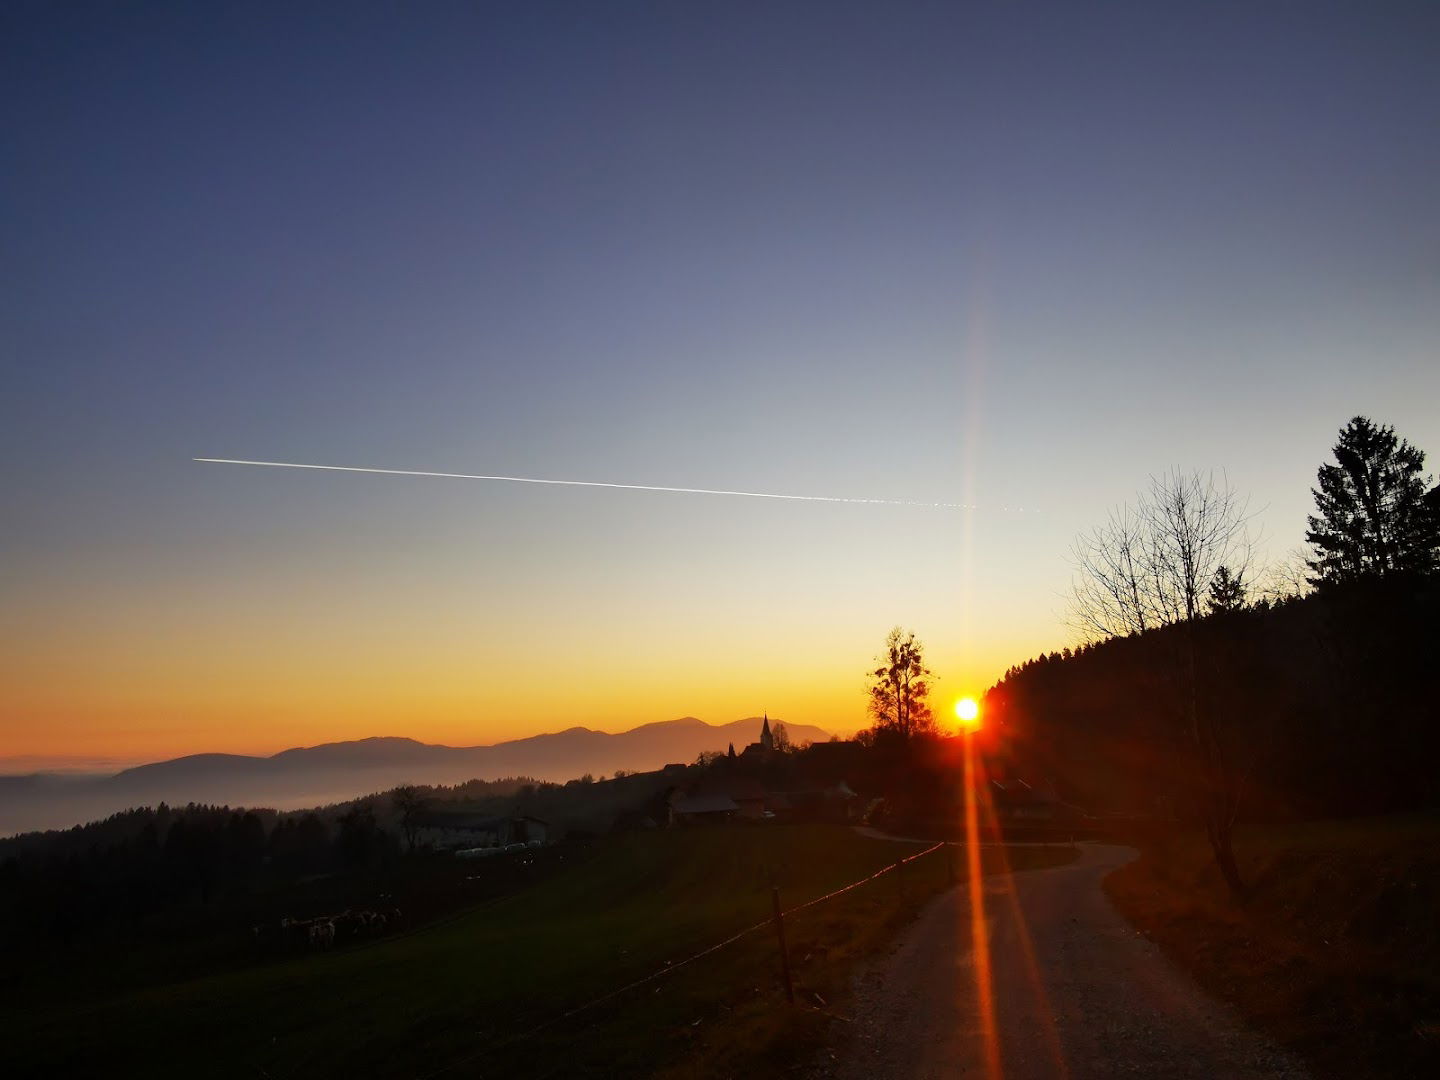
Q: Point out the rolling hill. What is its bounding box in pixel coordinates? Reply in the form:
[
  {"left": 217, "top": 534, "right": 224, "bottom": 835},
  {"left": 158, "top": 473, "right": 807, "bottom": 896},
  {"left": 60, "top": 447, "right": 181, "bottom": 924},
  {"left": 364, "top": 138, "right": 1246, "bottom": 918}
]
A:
[{"left": 0, "top": 717, "right": 830, "bottom": 836}]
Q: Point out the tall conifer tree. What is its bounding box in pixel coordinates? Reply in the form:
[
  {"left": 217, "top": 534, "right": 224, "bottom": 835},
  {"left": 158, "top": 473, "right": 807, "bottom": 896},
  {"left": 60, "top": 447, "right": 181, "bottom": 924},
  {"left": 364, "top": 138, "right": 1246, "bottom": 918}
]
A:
[{"left": 1306, "top": 416, "right": 1439, "bottom": 584}]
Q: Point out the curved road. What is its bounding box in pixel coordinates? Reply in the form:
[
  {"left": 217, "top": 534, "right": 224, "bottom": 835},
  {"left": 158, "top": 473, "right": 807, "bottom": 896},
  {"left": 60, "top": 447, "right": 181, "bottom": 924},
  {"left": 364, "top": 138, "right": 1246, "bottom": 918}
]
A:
[{"left": 813, "top": 843, "right": 1309, "bottom": 1080}]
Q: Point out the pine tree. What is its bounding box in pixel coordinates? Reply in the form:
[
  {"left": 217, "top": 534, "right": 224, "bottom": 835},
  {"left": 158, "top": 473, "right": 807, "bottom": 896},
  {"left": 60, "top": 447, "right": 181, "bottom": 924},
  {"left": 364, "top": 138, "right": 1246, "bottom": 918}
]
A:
[
  {"left": 1306, "top": 416, "right": 1440, "bottom": 584},
  {"left": 1207, "top": 565, "right": 1247, "bottom": 615}
]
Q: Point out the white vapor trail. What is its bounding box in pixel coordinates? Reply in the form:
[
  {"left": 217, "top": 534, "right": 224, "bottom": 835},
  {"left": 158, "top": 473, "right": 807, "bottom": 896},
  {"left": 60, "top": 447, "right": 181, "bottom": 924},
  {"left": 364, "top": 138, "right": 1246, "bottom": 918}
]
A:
[{"left": 193, "top": 458, "right": 1029, "bottom": 511}]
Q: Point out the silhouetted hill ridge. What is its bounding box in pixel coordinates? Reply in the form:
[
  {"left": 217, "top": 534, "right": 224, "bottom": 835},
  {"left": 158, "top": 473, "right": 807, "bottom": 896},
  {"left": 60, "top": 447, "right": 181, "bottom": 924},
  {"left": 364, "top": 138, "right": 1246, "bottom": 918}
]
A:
[{"left": 1, "top": 716, "right": 831, "bottom": 835}]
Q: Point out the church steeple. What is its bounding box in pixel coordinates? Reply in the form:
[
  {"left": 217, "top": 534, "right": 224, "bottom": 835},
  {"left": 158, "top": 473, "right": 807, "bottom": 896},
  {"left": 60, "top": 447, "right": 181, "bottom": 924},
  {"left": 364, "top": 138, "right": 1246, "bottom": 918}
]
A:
[{"left": 760, "top": 713, "right": 774, "bottom": 751}]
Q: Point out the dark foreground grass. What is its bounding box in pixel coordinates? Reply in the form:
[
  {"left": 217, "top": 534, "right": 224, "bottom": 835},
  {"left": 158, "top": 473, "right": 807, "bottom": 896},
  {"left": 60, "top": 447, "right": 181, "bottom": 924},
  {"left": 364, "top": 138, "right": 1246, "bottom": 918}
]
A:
[
  {"left": 5, "top": 825, "right": 1075, "bottom": 1079},
  {"left": 1105, "top": 814, "right": 1440, "bottom": 1080}
]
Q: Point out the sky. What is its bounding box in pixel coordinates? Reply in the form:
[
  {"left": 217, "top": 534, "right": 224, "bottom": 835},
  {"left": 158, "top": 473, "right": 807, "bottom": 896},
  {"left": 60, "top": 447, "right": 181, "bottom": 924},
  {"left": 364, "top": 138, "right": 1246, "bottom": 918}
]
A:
[{"left": 3, "top": 1, "right": 1438, "bottom": 765}]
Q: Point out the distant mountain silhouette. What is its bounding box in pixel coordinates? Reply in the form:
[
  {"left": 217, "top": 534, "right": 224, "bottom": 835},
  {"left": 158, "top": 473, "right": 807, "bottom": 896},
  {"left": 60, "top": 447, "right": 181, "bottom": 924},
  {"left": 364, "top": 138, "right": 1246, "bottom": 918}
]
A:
[{"left": 0, "top": 717, "right": 830, "bottom": 836}]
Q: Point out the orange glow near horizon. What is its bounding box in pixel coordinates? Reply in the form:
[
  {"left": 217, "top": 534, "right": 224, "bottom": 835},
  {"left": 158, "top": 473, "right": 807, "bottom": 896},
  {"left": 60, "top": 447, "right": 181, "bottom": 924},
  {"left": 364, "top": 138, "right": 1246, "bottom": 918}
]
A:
[
  {"left": 2, "top": 502, "right": 1047, "bottom": 762},
  {"left": 0, "top": 622, "right": 1029, "bottom": 762},
  {"left": 0, "top": 687, "right": 873, "bottom": 764}
]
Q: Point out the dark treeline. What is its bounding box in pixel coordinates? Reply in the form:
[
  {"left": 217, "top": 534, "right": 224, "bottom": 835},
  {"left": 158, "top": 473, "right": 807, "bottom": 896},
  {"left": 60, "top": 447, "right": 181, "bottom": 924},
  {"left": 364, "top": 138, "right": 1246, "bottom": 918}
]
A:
[
  {"left": 0, "top": 802, "right": 392, "bottom": 950},
  {"left": 0, "top": 775, "right": 535, "bottom": 955},
  {"left": 0, "top": 763, "right": 750, "bottom": 971},
  {"left": 988, "top": 413, "right": 1440, "bottom": 899},
  {"left": 987, "top": 576, "right": 1439, "bottom": 821}
]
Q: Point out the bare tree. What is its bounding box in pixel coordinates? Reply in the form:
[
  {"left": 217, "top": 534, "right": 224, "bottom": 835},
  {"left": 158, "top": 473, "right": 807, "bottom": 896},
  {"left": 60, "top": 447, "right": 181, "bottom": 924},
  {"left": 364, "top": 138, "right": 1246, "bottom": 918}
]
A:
[
  {"left": 1255, "top": 547, "right": 1315, "bottom": 605},
  {"left": 1069, "top": 504, "right": 1156, "bottom": 640},
  {"left": 1070, "top": 471, "right": 1252, "bottom": 639},
  {"left": 391, "top": 785, "right": 428, "bottom": 854},
  {"left": 1070, "top": 470, "right": 1254, "bottom": 898},
  {"left": 771, "top": 720, "right": 793, "bottom": 752}
]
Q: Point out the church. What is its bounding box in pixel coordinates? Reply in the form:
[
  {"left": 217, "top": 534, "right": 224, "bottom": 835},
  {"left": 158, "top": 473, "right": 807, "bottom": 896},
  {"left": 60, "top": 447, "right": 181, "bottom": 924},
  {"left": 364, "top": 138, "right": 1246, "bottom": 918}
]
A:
[{"left": 738, "top": 713, "right": 776, "bottom": 758}]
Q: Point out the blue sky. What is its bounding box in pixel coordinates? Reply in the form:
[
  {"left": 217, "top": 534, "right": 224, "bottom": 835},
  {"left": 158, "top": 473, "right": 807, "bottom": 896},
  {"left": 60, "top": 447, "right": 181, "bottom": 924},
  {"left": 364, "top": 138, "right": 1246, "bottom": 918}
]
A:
[{"left": 3, "top": 1, "right": 1438, "bottom": 759}]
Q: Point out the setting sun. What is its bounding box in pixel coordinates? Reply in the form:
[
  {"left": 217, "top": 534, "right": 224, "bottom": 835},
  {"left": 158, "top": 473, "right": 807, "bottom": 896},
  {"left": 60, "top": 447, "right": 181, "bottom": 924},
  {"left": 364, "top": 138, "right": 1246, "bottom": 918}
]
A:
[{"left": 954, "top": 696, "right": 981, "bottom": 729}]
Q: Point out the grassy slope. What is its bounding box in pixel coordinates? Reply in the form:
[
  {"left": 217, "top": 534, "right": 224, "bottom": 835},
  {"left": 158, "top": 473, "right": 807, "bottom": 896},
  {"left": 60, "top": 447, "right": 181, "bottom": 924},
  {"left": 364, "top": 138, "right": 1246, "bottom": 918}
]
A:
[
  {"left": 1105, "top": 815, "right": 1440, "bottom": 1080},
  {"left": 8, "top": 825, "right": 1074, "bottom": 1079}
]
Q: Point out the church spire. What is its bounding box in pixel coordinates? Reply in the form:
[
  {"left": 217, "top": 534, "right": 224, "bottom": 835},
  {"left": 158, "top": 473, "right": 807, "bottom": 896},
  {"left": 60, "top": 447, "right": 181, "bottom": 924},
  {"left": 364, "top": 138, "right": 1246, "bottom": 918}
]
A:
[{"left": 760, "top": 713, "right": 774, "bottom": 751}]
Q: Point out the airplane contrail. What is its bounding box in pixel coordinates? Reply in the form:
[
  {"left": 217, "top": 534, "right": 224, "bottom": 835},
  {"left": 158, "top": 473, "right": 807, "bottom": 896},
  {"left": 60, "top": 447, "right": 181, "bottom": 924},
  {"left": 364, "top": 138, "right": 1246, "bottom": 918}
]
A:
[{"left": 193, "top": 457, "right": 1031, "bottom": 511}]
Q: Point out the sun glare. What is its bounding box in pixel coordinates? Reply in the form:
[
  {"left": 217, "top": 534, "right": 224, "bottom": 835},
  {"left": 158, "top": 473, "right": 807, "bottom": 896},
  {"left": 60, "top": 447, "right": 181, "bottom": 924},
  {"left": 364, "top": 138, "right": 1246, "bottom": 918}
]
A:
[{"left": 955, "top": 696, "right": 981, "bottom": 729}]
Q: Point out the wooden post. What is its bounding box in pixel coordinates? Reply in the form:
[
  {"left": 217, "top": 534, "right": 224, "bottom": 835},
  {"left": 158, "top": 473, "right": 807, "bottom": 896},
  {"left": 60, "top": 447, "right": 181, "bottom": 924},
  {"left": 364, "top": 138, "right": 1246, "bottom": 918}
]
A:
[
  {"left": 895, "top": 857, "right": 904, "bottom": 901},
  {"left": 771, "top": 886, "right": 794, "bottom": 1005}
]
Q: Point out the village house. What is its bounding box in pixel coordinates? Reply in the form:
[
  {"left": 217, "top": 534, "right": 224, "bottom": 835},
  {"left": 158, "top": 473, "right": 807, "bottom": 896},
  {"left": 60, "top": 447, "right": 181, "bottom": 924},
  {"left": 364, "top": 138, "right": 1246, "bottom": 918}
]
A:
[
  {"left": 666, "top": 718, "right": 861, "bottom": 825},
  {"left": 768, "top": 781, "right": 859, "bottom": 822},
  {"left": 667, "top": 790, "right": 739, "bottom": 825},
  {"left": 989, "top": 778, "right": 1060, "bottom": 823}
]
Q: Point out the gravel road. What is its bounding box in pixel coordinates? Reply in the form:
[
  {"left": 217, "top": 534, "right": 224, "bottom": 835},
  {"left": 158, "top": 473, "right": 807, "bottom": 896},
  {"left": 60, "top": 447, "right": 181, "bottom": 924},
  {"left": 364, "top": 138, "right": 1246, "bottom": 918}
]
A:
[{"left": 812, "top": 842, "right": 1310, "bottom": 1080}]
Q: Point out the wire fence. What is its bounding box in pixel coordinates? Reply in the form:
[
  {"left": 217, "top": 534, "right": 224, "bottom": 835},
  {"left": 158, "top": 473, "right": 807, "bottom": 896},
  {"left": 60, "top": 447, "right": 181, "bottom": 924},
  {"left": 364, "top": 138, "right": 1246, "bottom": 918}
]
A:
[{"left": 420, "top": 840, "right": 948, "bottom": 1078}]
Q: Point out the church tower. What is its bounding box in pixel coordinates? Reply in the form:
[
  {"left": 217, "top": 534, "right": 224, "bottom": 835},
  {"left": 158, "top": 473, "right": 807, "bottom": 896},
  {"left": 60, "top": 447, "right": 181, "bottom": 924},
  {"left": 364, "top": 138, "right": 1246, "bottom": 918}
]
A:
[{"left": 760, "top": 713, "right": 774, "bottom": 751}]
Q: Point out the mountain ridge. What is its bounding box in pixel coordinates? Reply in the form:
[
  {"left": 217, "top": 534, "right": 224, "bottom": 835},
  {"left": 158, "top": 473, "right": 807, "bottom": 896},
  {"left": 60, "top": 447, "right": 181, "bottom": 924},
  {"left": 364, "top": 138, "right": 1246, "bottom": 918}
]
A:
[{"left": 1, "top": 716, "right": 832, "bottom": 836}]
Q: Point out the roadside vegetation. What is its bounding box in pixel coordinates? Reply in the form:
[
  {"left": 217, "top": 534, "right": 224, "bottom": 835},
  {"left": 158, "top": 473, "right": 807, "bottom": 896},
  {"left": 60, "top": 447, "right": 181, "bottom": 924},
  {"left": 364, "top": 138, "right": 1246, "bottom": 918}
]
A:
[
  {"left": 1105, "top": 815, "right": 1440, "bottom": 1079},
  {"left": 992, "top": 416, "right": 1438, "bottom": 851},
  {"left": 3, "top": 824, "right": 1074, "bottom": 1078},
  {"left": 994, "top": 415, "right": 1439, "bottom": 1077}
]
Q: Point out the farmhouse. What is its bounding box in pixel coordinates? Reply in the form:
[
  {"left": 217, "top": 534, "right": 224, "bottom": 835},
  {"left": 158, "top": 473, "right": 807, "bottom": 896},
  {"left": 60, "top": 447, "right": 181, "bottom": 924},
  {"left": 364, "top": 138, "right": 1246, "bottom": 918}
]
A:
[
  {"left": 769, "top": 781, "right": 859, "bottom": 822},
  {"left": 668, "top": 791, "right": 739, "bottom": 825},
  {"left": 664, "top": 716, "right": 861, "bottom": 826},
  {"left": 667, "top": 775, "right": 859, "bottom": 826},
  {"left": 989, "top": 778, "right": 1059, "bottom": 822}
]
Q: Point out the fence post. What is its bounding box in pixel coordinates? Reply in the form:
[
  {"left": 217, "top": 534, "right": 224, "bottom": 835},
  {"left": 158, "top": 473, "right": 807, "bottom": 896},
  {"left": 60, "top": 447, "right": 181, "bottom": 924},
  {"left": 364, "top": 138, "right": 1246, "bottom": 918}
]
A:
[
  {"left": 771, "top": 886, "right": 794, "bottom": 1005},
  {"left": 895, "top": 857, "right": 904, "bottom": 902}
]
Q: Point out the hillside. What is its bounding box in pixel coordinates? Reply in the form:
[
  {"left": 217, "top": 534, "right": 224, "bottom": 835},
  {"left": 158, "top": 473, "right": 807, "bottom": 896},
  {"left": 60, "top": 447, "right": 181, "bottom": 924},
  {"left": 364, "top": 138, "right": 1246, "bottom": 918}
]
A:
[
  {"left": 1, "top": 824, "right": 1075, "bottom": 1078},
  {"left": 985, "top": 577, "right": 1439, "bottom": 820},
  {"left": 0, "top": 717, "right": 830, "bottom": 836},
  {"left": 1106, "top": 815, "right": 1440, "bottom": 1079}
]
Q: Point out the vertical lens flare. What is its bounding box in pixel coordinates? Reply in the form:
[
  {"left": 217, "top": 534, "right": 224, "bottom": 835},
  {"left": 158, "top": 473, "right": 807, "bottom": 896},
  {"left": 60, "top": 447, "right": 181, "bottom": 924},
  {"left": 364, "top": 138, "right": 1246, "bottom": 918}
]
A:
[
  {"left": 962, "top": 735, "right": 1002, "bottom": 1080},
  {"left": 978, "top": 776, "right": 1071, "bottom": 1079}
]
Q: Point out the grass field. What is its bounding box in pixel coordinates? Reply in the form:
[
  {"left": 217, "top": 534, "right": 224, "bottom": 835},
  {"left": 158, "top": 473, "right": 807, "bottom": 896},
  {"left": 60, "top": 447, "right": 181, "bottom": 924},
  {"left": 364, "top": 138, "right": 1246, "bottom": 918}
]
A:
[
  {"left": 7, "top": 824, "right": 1075, "bottom": 1079},
  {"left": 1105, "top": 814, "right": 1440, "bottom": 1080}
]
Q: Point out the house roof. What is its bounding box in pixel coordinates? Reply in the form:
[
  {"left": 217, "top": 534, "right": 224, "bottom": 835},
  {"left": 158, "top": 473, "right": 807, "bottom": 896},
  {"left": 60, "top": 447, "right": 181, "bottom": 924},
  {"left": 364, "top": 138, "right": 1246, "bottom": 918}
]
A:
[
  {"left": 723, "top": 777, "right": 767, "bottom": 802},
  {"left": 673, "top": 793, "right": 739, "bottom": 815},
  {"left": 413, "top": 812, "right": 505, "bottom": 830},
  {"left": 684, "top": 774, "right": 765, "bottom": 801}
]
